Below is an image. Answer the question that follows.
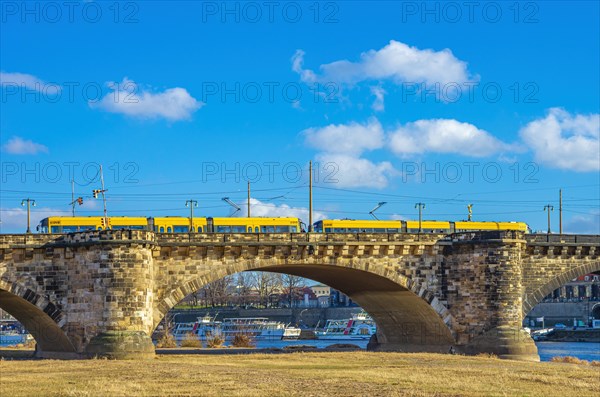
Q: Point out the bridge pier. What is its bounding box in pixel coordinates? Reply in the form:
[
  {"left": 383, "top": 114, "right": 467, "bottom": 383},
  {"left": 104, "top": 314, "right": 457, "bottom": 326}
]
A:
[
  {"left": 448, "top": 235, "right": 539, "bottom": 361},
  {"left": 42, "top": 232, "right": 157, "bottom": 359},
  {"left": 85, "top": 331, "right": 155, "bottom": 359}
]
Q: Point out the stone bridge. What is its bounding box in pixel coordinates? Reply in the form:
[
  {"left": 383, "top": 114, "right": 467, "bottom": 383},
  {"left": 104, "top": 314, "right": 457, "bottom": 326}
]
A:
[{"left": 0, "top": 230, "right": 598, "bottom": 360}]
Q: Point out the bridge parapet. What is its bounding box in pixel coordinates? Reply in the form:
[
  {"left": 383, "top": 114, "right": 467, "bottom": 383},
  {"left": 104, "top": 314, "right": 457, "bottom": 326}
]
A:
[
  {"left": 443, "top": 230, "right": 525, "bottom": 243},
  {"left": 525, "top": 234, "right": 600, "bottom": 245},
  {"left": 154, "top": 232, "right": 446, "bottom": 245},
  {"left": 0, "top": 234, "right": 60, "bottom": 248}
]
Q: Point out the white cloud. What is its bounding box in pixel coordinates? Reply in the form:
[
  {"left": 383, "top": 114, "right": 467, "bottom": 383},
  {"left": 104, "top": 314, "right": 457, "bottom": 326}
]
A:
[
  {"left": 315, "top": 153, "right": 395, "bottom": 189},
  {"left": 0, "top": 71, "right": 59, "bottom": 93},
  {"left": 389, "top": 118, "right": 512, "bottom": 157},
  {"left": 0, "top": 207, "right": 69, "bottom": 233},
  {"left": 519, "top": 108, "right": 600, "bottom": 172},
  {"left": 240, "top": 198, "right": 327, "bottom": 226},
  {"left": 292, "top": 40, "right": 473, "bottom": 87},
  {"left": 564, "top": 210, "right": 600, "bottom": 234},
  {"left": 1, "top": 136, "right": 48, "bottom": 155},
  {"left": 302, "top": 119, "right": 395, "bottom": 188},
  {"left": 90, "top": 78, "right": 203, "bottom": 121},
  {"left": 370, "top": 85, "right": 385, "bottom": 112},
  {"left": 303, "top": 118, "right": 384, "bottom": 155}
]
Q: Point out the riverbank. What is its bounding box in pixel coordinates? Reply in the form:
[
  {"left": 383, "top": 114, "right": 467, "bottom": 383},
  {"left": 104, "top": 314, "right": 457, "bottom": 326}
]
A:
[
  {"left": 1, "top": 352, "right": 599, "bottom": 396},
  {"left": 540, "top": 329, "right": 600, "bottom": 342}
]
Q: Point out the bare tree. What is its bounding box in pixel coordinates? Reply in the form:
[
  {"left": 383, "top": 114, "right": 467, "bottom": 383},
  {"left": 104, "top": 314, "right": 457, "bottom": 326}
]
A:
[
  {"left": 281, "top": 274, "right": 306, "bottom": 307},
  {"left": 234, "top": 273, "right": 252, "bottom": 306},
  {"left": 202, "top": 275, "right": 233, "bottom": 307},
  {"left": 248, "top": 271, "right": 282, "bottom": 307}
]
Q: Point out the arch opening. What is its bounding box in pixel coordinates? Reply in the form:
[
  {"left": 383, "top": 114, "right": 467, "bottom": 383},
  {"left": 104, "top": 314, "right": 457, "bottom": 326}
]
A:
[
  {"left": 524, "top": 265, "right": 600, "bottom": 329},
  {"left": 156, "top": 264, "right": 455, "bottom": 353},
  {"left": 0, "top": 287, "right": 75, "bottom": 355}
]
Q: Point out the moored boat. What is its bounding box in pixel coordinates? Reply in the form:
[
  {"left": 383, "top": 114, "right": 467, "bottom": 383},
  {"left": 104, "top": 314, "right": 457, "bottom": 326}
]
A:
[
  {"left": 220, "top": 317, "right": 300, "bottom": 340},
  {"left": 315, "top": 311, "right": 376, "bottom": 340},
  {"left": 172, "top": 315, "right": 300, "bottom": 341}
]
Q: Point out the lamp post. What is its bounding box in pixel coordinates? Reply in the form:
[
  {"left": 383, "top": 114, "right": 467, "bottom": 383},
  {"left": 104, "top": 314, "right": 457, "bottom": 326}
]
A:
[
  {"left": 544, "top": 204, "right": 554, "bottom": 234},
  {"left": 186, "top": 200, "right": 198, "bottom": 233},
  {"left": 415, "top": 202, "right": 426, "bottom": 233},
  {"left": 21, "top": 198, "right": 36, "bottom": 233}
]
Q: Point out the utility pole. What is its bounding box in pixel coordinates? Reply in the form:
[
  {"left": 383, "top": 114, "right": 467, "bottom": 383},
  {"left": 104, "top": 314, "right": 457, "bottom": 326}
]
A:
[
  {"left": 544, "top": 205, "right": 554, "bottom": 234},
  {"left": 69, "top": 180, "right": 84, "bottom": 217},
  {"left": 186, "top": 200, "right": 198, "bottom": 232},
  {"left": 467, "top": 204, "right": 473, "bottom": 221},
  {"left": 247, "top": 181, "right": 251, "bottom": 218},
  {"left": 71, "top": 179, "right": 75, "bottom": 217},
  {"left": 415, "top": 202, "right": 426, "bottom": 233},
  {"left": 21, "top": 198, "right": 36, "bottom": 233},
  {"left": 308, "top": 160, "right": 313, "bottom": 232},
  {"left": 559, "top": 189, "right": 563, "bottom": 234},
  {"left": 92, "top": 165, "right": 109, "bottom": 229}
]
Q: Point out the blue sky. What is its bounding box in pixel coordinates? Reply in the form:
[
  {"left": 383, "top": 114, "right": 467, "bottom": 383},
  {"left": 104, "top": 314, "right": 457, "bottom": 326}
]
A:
[{"left": 1, "top": 1, "right": 599, "bottom": 234}]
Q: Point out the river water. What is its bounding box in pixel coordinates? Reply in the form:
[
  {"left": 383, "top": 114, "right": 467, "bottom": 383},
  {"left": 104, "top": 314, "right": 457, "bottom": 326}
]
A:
[
  {"left": 256, "top": 340, "right": 600, "bottom": 362},
  {"left": 1, "top": 338, "right": 598, "bottom": 362}
]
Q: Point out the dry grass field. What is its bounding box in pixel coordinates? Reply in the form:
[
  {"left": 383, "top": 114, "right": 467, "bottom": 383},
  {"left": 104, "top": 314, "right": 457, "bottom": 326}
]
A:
[{"left": 1, "top": 352, "right": 599, "bottom": 397}]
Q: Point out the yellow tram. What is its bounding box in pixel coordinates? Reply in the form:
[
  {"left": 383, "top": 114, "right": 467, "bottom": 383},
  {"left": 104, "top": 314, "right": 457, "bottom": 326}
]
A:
[{"left": 38, "top": 216, "right": 527, "bottom": 234}]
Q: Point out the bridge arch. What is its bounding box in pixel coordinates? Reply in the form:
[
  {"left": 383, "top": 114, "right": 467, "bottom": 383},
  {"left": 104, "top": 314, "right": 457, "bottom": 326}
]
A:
[
  {"left": 0, "top": 279, "right": 76, "bottom": 355},
  {"left": 523, "top": 260, "right": 600, "bottom": 316},
  {"left": 155, "top": 260, "right": 456, "bottom": 352}
]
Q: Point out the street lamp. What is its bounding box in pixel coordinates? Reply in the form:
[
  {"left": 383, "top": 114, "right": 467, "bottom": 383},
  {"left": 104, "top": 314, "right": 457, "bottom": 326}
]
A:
[
  {"left": 544, "top": 205, "right": 554, "bottom": 234},
  {"left": 415, "top": 202, "right": 426, "bottom": 233},
  {"left": 21, "top": 198, "right": 36, "bottom": 233},
  {"left": 185, "top": 200, "right": 198, "bottom": 233}
]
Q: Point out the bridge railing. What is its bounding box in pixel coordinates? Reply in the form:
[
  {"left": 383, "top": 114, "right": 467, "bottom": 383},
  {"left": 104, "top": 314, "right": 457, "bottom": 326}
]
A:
[
  {"left": 441, "top": 230, "right": 523, "bottom": 242},
  {"left": 154, "top": 232, "right": 447, "bottom": 244},
  {"left": 525, "top": 234, "right": 600, "bottom": 244}
]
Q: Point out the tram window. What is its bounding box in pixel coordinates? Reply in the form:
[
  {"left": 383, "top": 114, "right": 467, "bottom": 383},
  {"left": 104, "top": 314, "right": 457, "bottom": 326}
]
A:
[
  {"left": 325, "top": 228, "right": 332, "bottom": 233},
  {"left": 51, "top": 226, "right": 61, "bottom": 233},
  {"left": 348, "top": 228, "right": 359, "bottom": 233},
  {"left": 275, "top": 226, "right": 289, "bottom": 233},
  {"left": 333, "top": 228, "right": 346, "bottom": 232},
  {"left": 167, "top": 227, "right": 172, "bottom": 233},
  {"left": 291, "top": 226, "right": 297, "bottom": 232},
  {"left": 231, "top": 226, "right": 246, "bottom": 233},
  {"left": 387, "top": 228, "right": 399, "bottom": 233},
  {"left": 373, "top": 228, "right": 386, "bottom": 233},
  {"left": 255, "top": 227, "right": 259, "bottom": 233},
  {"left": 198, "top": 227, "right": 203, "bottom": 232},
  {"left": 261, "top": 226, "right": 275, "bottom": 233},
  {"left": 174, "top": 226, "right": 189, "bottom": 233},
  {"left": 62, "top": 226, "right": 80, "bottom": 233},
  {"left": 247, "top": 227, "right": 252, "bottom": 233},
  {"left": 159, "top": 227, "right": 165, "bottom": 233},
  {"left": 216, "top": 226, "right": 231, "bottom": 233}
]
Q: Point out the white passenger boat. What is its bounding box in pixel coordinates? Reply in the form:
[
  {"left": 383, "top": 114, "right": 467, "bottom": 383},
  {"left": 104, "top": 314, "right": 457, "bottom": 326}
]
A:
[
  {"left": 315, "top": 312, "right": 376, "bottom": 340},
  {"left": 172, "top": 315, "right": 300, "bottom": 341},
  {"left": 172, "top": 314, "right": 222, "bottom": 341},
  {"left": 221, "top": 317, "right": 301, "bottom": 340}
]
